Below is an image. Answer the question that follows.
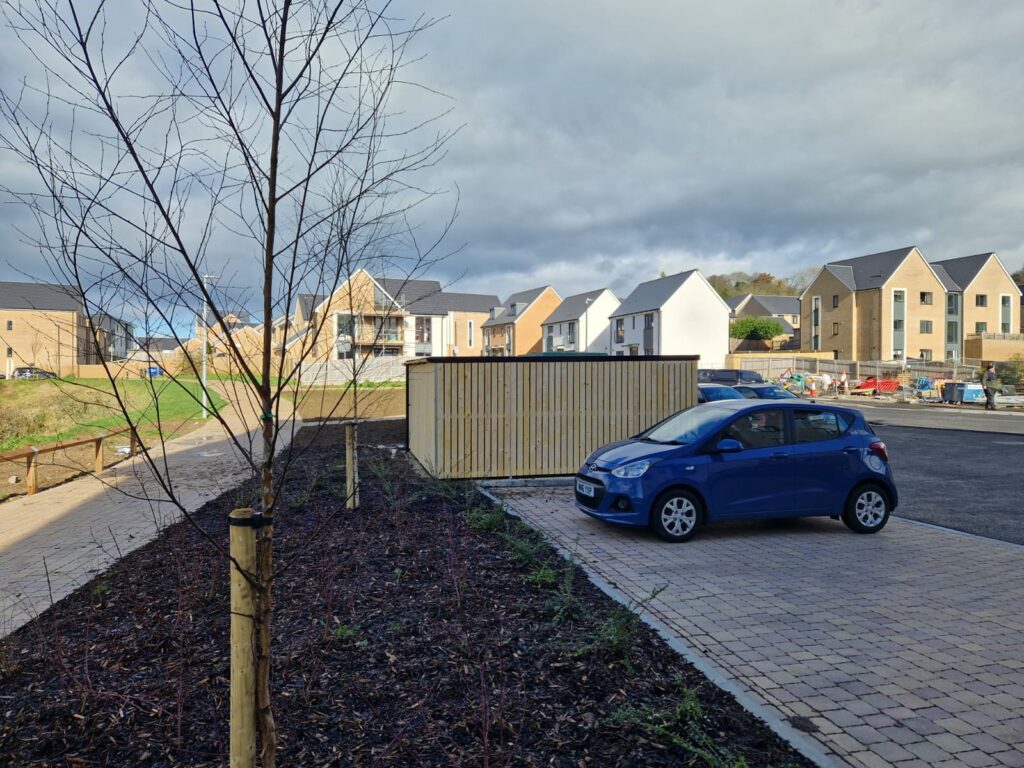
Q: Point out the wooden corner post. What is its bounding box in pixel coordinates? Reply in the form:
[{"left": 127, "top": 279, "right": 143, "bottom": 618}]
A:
[
  {"left": 94, "top": 437, "right": 105, "bottom": 474},
  {"left": 345, "top": 420, "right": 359, "bottom": 510},
  {"left": 229, "top": 507, "right": 257, "bottom": 768}
]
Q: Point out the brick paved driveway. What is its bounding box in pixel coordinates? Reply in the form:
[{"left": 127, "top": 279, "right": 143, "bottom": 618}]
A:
[
  {"left": 0, "top": 393, "right": 302, "bottom": 638},
  {"left": 490, "top": 486, "right": 1024, "bottom": 768}
]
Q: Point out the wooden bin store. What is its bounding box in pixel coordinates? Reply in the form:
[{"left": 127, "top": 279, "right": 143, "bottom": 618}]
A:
[{"left": 406, "top": 356, "right": 698, "bottom": 479}]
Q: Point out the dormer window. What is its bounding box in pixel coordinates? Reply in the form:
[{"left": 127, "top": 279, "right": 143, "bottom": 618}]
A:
[{"left": 508, "top": 303, "right": 517, "bottom": 316}]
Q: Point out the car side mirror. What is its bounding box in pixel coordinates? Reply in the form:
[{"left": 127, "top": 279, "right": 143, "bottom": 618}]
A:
[{"left": 713, "top": 438, "right": 743, "bottom": 453}]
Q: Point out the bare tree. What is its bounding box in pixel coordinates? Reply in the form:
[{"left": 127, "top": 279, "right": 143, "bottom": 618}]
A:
[{"left": 1, "top": 1, "right": 456, "bottom": 763}]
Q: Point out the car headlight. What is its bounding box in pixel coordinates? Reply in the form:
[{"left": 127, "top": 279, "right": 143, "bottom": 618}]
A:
[{"left": 611, "top": 459, "right": 651, "bottom": 479}]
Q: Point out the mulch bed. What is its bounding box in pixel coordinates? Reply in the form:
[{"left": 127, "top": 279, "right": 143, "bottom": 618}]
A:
[{"left": 0, "top": 421, "right": 812, "bottom": 767}]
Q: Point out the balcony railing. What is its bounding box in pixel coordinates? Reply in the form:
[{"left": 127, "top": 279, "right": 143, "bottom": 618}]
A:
[{"left": 965, "top": 332, "right": 1024, "bottom": 341}]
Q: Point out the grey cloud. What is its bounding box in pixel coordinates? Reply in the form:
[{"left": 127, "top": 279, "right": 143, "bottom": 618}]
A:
[{"left": 3, "top": 0, "right": 1024, "bottom": 309}]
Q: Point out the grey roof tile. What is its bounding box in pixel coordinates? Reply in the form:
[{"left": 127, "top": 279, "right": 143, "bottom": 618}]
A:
[
  {"left": 610, "top": 270, "right": 697, "bottom": 318},
  {"left": 828, "top": 246, "right": 916, "bottom": 290},
  {"left": 0, "top": 281, "right": 83, "bottom": 311},
  {"left": 481, "top": 286, "right": 552, "bottom": 328},
  {"left": 748, "top": 295, "right": 800, "bottom": 316},
  {"left": 541, "top": 289, "right": 613, "bottom": 325},
  {"left": 931, "top": 253, "right": 994, "bottom": 292}
]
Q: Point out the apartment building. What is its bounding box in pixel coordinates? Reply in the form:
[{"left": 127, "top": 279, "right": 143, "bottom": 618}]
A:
[
  {"left": 482, "top": 287, "right": 562, "bottom": 356},
  {"left": 376, "top": 278, "right": 497, "bottom": 357},
  {"left": 0, "top": 281, "right": 128, "bottom": 376},
  {"left": 800, "top": 247, "right": 1022, "bottom": 361}
]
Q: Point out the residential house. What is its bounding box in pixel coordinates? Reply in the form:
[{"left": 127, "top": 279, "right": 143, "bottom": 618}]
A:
[
  {"left": 800, "top": 247, "right": 1022, "bottom": 361},
  {"left": 541, "top": 289, "right": 620, "bottom": 354},
  {"left": 932, "top": 253, "right": 1022, "bottom": 361},
  {"left": 608, "top": 270, "right": 729, "bottom": 366},
  {"left": 134, "top": 336, "right": 183, "bottom": 365},
  {"left": 376, "top": 278, "right": 498, "bottom": 357},
  {"left": 726, "top": 293, "right": 800, "bottom": 350},
  {"left": 90, "top": 313, "right": 135, "bottom": 361},
  {"left": 482, "top": 287, "right": 562, "bottom": 356},
  {"left": 0, "top": 281, "right": 104, "bottom": 376},
  {"left": 285, "top": 270, "right": 408, "bottom": 361}
]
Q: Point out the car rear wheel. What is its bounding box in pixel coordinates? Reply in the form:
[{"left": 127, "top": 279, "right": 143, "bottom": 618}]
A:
[
  {"left": 651, "top": 489, "right": 702, "bottom": 542},
  {"left": 842, "top": 484, "right": 890, "bottom": 534}
]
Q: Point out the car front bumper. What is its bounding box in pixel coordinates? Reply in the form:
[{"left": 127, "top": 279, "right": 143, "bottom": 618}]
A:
[{"left": 573, "top": 472, "right": 650, "bottom": 527}]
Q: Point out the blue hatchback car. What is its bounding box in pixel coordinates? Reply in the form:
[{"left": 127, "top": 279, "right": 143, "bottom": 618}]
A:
[{"left": 574, "top": 400, "right": 897, "bottom": 542}]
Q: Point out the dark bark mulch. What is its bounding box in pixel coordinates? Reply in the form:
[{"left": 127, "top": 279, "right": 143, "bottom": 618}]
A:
[{"left": 0, "top": 421, "right": 811, "bottom": 767}]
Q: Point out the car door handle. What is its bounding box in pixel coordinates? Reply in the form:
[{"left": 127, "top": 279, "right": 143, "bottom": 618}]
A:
[
  {"left": 770, "top": 453, "right": 789, "bottom": 460},
  {"left": 842, "top": 446, "right": 860, "bottom": 454}
]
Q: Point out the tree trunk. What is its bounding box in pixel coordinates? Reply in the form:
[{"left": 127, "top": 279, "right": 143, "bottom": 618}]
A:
[{"left": 255, "top": 417, "right": 277, "bottom": 766}]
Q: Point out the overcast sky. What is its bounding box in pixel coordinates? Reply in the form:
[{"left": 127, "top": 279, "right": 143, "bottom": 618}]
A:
[{"left": 3, "top": 0, "right": 1024, "bottom": 308}]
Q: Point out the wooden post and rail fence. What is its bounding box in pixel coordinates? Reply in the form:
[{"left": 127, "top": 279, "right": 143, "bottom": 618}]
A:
[{"left": 0, "top": 426, "right": 140, "bottom": 495}]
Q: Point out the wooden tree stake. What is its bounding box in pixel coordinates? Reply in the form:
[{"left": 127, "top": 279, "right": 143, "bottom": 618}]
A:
[
  {"left": 230, "top": 507, "right": 257, "bottom": 768},
  {"left": 25, "top": 449, "right": 38, "bottom": 495},
  {"left": 345, "top": 421, "right": 359, "bottom": 510}
]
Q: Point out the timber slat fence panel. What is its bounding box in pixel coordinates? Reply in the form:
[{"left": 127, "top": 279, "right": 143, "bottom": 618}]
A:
[{"left": 406, "top": 356, "right": 698, "bottom": 479}]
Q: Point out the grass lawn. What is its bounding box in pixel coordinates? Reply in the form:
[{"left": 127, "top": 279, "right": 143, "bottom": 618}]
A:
[{"left": 0, "top": 377, "right": 226, "bottom": 451}]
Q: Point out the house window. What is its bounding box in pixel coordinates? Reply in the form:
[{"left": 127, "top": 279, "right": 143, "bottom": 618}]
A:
[
  {"left": 831, "top": 322, "right": 839, "bottom": 336},
  {"left": 893, "top": 319, "right": 904, "bottom": 331},
  {"left": 791, "top": 315, "right": 798, "bottom": 324},
  {"left": 812, "top": 334, "right": 820, "bottom": 350},
  {"left": 976, "top": 322, "right": 987, "bottom": 333},
  {"left": 467, "top": 320, "right": 474, "bottom": 348},
  {"left": 414, "top": 317, "right": 432, "bottom": 344},
  {"left": 1002, "top": 322, "right": 1011, "bottom": 334},
  {"left": 615, "top": 318, "right": 625, "bottom": 343},
  {"left": 373, "top": 285, "right": 391, "bottom": 312},
  {"left": 4, "top": 320, "right": 11, "bottom": 331},
  {"left": 920, "top": 320, "right": 932, "bottom": 334},
  {"left": 567, "top": 321, "right": 576, "bottom": 343},
  {"left": 643, "top": 313, "right": 654, "bottom": 329},
  {"left": 628, "top": 344, "right": 639, "bottom": 356},
  {"left": 832, "top": 295, "right": 839, "bottom": 309},
  {"left": 893, "top": 349, "right": 904, "bottom": 360},
  {"left": 336, "top": 313, "right": 354, "bottom": 337},
  {"left": 920, "top": 349, "right": 933, "bottom": 361},
  {"left": 631, "top": 316, "right": 636, "bottom": 330},
  {"left": 920, "top": 292, "right": 933, "bottom": 305},
  {"left": 946, "top": 321, "right": 958, "bottom": 344},
  {"left": 374, "top": 317, "right": 400, "bottom": 341},
  {"left": 5, "top": 347, "right": 11, "bottom": 358},
  {"left": 976, "top": 295, "right": 987, "bottom": 307},
  {"left": 947, "top": 294, "right": 959, "bottom": 313}
]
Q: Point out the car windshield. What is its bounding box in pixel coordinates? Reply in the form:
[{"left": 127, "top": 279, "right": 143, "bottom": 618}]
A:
[
  {"left": 757, "top": 386, "right": 796, "bottom": 399},
  {"left": 701, "top": 385, "right": 744, "bottom": 401},
  {"left": 641, "top": 406, "right": 729, "bottom": 445}
]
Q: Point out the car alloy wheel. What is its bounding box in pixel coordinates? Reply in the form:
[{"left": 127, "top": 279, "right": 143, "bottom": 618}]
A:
[
  {"left": 842, "top": 484, "right": 890, "bottom": 534},
  {"left": 652, "top": 490, "right": 702, "bottom": 542}
]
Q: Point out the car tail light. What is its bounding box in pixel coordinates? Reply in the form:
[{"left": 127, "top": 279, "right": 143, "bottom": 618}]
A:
[{"left": 868, "top": 441, "right": 888, "bottom": 462}]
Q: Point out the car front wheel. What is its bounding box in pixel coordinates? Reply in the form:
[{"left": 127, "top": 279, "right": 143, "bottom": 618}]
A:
[
  {"left": 842, "top": 485, "right": 891, "bottom": 534},
  {"left": 651, "top": 489, "right": 702, "bottom": 542}
]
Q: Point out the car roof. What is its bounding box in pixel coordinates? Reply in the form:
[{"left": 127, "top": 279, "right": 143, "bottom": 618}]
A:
[
  {"left": 698, "top": 398, "right": 859, "bottom": 416},
  {"left": 736, "top": 383, "right": 783, "bottom": 388}
]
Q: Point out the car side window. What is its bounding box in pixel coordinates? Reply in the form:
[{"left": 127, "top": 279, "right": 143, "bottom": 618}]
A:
[
  {"left": 722, "top": 409, "right": 785, "bottom": 449},
  {"left": 734, "top": 387, "right": 757, "bottom": 399},
  {"left": 793, "top": 409, "right": 850, "bottom": 443}
]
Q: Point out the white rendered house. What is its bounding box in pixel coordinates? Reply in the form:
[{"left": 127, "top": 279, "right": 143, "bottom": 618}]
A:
[
  {"left": 541, "top": 288, "right": 620, "bottom": 354},
  {"left": 609, "top": 270, "right": 729, "bottom": 366}
]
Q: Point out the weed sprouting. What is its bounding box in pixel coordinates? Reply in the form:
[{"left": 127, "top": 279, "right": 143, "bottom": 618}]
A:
[
  {"left": 607, "top": 684, "right": 749, "bottom": 768},
  {"left": 466, "top": 505, "right": 503, "bottom": 532},
  {"left": 526, "top": 565, "right": 557, "bottom": 588}
]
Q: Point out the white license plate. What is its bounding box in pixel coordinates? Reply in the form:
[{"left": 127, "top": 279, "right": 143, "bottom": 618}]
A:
[{"left": 576, "top": 479, "right": 596, "bottom": 497}]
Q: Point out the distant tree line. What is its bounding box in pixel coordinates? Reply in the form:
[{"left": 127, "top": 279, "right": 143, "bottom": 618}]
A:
[{"left": 707, "top": 268, "right": 816, "bottom": 299}]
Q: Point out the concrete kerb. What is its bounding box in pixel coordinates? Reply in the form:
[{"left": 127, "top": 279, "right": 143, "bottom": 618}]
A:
[{"left": 476, "top": 483, "right": 840, "bottom": 768}]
